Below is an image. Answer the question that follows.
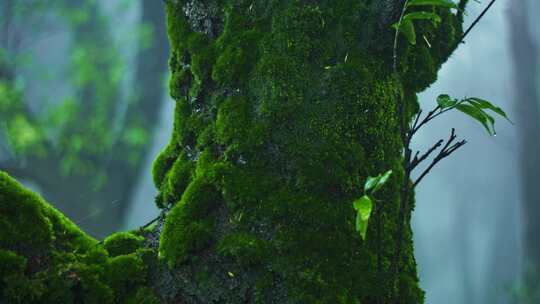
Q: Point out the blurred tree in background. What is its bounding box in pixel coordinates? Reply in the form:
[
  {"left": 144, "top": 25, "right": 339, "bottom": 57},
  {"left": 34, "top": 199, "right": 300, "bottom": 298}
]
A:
[
  {"left": 0, "top": 0, "right": 169, "bottom": 238},
  {"left": 509, "top": 0, "right": 540, "bottom": 302}
]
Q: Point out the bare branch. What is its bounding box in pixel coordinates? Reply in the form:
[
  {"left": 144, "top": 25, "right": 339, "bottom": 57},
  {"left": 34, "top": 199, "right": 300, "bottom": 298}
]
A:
[
  {"left": 459, "top": 0, "right": 497, "bottom": 45},
  {"left": 409, "top": 139, "right": 444, "bottom": 171},
  {"left": 413, "top": 129, "right": 467, "bottom": 187},
  {"left": 410, "top": 109, "right": 423, "bottom": 132},
  {"left": 410, "top": 106, "right": 440, "bottom": 136}
]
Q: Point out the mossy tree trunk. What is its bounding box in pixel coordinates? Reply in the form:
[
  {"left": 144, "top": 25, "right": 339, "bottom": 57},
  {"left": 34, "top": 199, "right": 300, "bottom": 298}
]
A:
[
  {"left": 1, "top": 1, "right": 467, "bottom": 303},
  {"left": 152, "top": 0, "right": 466, "bottom": 302}
]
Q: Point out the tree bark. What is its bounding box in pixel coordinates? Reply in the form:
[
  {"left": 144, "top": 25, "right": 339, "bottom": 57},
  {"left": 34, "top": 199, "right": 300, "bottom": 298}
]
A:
[{"left": 150, "top": 1, "right": 465, "bottom": 302}]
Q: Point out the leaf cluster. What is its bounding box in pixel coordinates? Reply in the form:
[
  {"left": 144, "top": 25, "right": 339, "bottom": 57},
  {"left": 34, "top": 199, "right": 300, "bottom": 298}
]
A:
[
  {"left": 436, "top": 94, "right": 512, "bottom": 136},
  {"left": 392, "top": 0, "right": 458, "bottom": 45},
  {"left": 352, "top": 170, "right": 392, "bottom": 240}
]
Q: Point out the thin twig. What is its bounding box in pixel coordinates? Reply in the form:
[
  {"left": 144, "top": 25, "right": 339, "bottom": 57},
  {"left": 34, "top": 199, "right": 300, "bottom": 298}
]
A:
[
  {"left": 411, "top": 106, "right": 441, "bottom": 135},
  {"left": 458, "top": 0, "right": 497, "bottom": 46},
  {"left": 413, "top": 129, "right": 467, "bottom": 187},
  {"left": 141, "top": 214, "right": 162, "bottom": 230},
  {"left": 409, "top": 139, "right": 444, "bottom": 170},
  {"left": 96, "top": 212, "right": 164, "bottom": 245},
  {"left": 410, "top": 109, "right": 423, "bottom": 132}
]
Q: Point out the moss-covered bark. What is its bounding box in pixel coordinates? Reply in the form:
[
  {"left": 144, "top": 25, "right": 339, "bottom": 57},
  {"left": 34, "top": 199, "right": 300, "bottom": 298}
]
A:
[
  {"left": 151, "top": 0, "right": 465, "bottom": 302},
  {"left": 0, "top": 172, "right": 159, "bottom": 303},
  {"left": 1, "top": 1, "right": 467, "bottom": 303}
]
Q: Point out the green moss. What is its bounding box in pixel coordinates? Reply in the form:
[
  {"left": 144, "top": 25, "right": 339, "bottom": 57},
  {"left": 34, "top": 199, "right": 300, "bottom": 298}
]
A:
[
  {"left": 215, "top": 96, "right": 252, "bottom": 150},
  {"left": 159, "top": 176, "right": 222, "bottom": 267},
  {"left": 189, "top": 34, "right": 216, "bottom": 84},
  {"left": 0, "top": 249, "right": 27, "bottom": 300},
  {"left": 152, "top": 142, "right": 179, "bottom": 189},
  {"left": 160, "top": 152, "right": 195, "bottom": 206},
  {"left": 103, "top": 232, "right": 144, "bottom": 257},
  {"left": 0, "top": 171, "right": 156, "bottom": 303},
  {"left": 128, "top": 287, "right": 161, "bottom": 304},
  {"left": 217, "top": 233, "right": 271, "bottom": 266},
  {"left": 217, "top": 233, "right": 268, "bottom": 266},
  {"left": 106, "top": 254, "right": 146, "bottom": 301},
  {"left": 0, "top": 171, "right": 96, "bottom": 256},
  {"left": 212, "top": 29, "right": 261, "bottom": 86},
  {"left": 156, "top": 0, "right": 469, "bottom": 301},
  {"left": 2, "top": 273, "right": 42, "bottom": 303},
  {"left": 164, "top": 1, "right": 191, "bottom": 51},
  {"left": 0, "top": 249, "right": 26, "bottom": 276}
]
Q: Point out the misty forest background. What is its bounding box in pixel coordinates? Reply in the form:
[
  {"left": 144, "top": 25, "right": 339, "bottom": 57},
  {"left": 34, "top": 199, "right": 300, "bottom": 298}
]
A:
[{"left": 0, "top": 0, "right": 538, "bottom": 303}]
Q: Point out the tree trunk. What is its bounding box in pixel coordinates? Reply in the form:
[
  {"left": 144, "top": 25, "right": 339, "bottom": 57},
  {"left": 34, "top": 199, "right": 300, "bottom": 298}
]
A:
[
  {"left": 509, "top": 0, "right": 540, "bottom": 298},
  {"left": 150, "top": 1, "right": 465, "bottom": 302},
  {"left": 0, "top": 1, "right": 467, "bottom": 303}
]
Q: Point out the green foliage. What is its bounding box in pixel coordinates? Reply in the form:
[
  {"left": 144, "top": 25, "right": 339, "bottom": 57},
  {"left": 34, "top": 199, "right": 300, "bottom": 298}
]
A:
[
  {"left": 393, "top": 0, "right": 457, "bottom": 45},
  {"left": 436, "top": 94, "right": 511, "bottom": 135},
  {"left": 364, "top": 170, "right": 393, "bottom": 195},
  {"left": 353, "top": 196, "right": 373, "bottom": 240},
  {"left": 408, "top": 0, "right": 458, "bottom": 8},
  {"left": 353, "top": 170, "right": 393, "bottom": 240}
]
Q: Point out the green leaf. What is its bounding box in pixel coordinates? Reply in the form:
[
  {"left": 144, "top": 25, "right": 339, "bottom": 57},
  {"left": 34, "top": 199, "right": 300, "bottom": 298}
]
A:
[
  {"left": 467, "top": 97, "right": 513, "bottom": 123},
  {"left": 407, "top": 0, "right": 458, "bottom": 9},
  {"left": 403, "top": 12, "right": 442, "bottom": 24},
  {"left": 353, "top": 195, "right": 373, "bottom": 240},
  {"left": 392, "top": 19, "right": 416, "bottom": 45},
  {"left": 436, "top": 94, "right": 458, "bottom": 109},
  {"left": 364, "top": 170, "right": 393, "bottom": 194},
  {"left": 455, "top": 104, "right": 494, "bottom": 135}
]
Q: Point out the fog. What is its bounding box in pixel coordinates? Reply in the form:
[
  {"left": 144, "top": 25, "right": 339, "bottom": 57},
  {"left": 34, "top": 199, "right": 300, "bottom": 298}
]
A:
[{"left": 413, "top": 1, "right": 521, "bottom": 302}]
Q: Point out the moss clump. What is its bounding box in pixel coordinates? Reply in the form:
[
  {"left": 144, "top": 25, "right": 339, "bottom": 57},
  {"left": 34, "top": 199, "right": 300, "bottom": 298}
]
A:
[
  {"left": 217, "top": 233, "right": 268, "bottom": 266},
  {"left": 0, "top": 249, "right": 27, "bottom": 300},
  {"left": 129, "top": 287, "right": 161, "bottom": 304},
  {"left": 103, "top": 232, "right": 145, "bottom": 257},
  {"left": 0, "top": 171, "right": 159, "bottom": 303},
  {"left": 215, "top": 96, "right": 255, "bottom": 153},
  {"left": 212, "top": 29, "right": 262, "bottom": 86},
  {"left": 106, "top": 253, "right": 146, "bottom": 300},
  {"left": 0, "top": 171, "right": 96, "bottom": 257},
  {"left": 160, "top": 152, "right": 195, "bottom": 207},
  {"left": 159, "top": 176, "right": 222, "bottom": 267}
]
